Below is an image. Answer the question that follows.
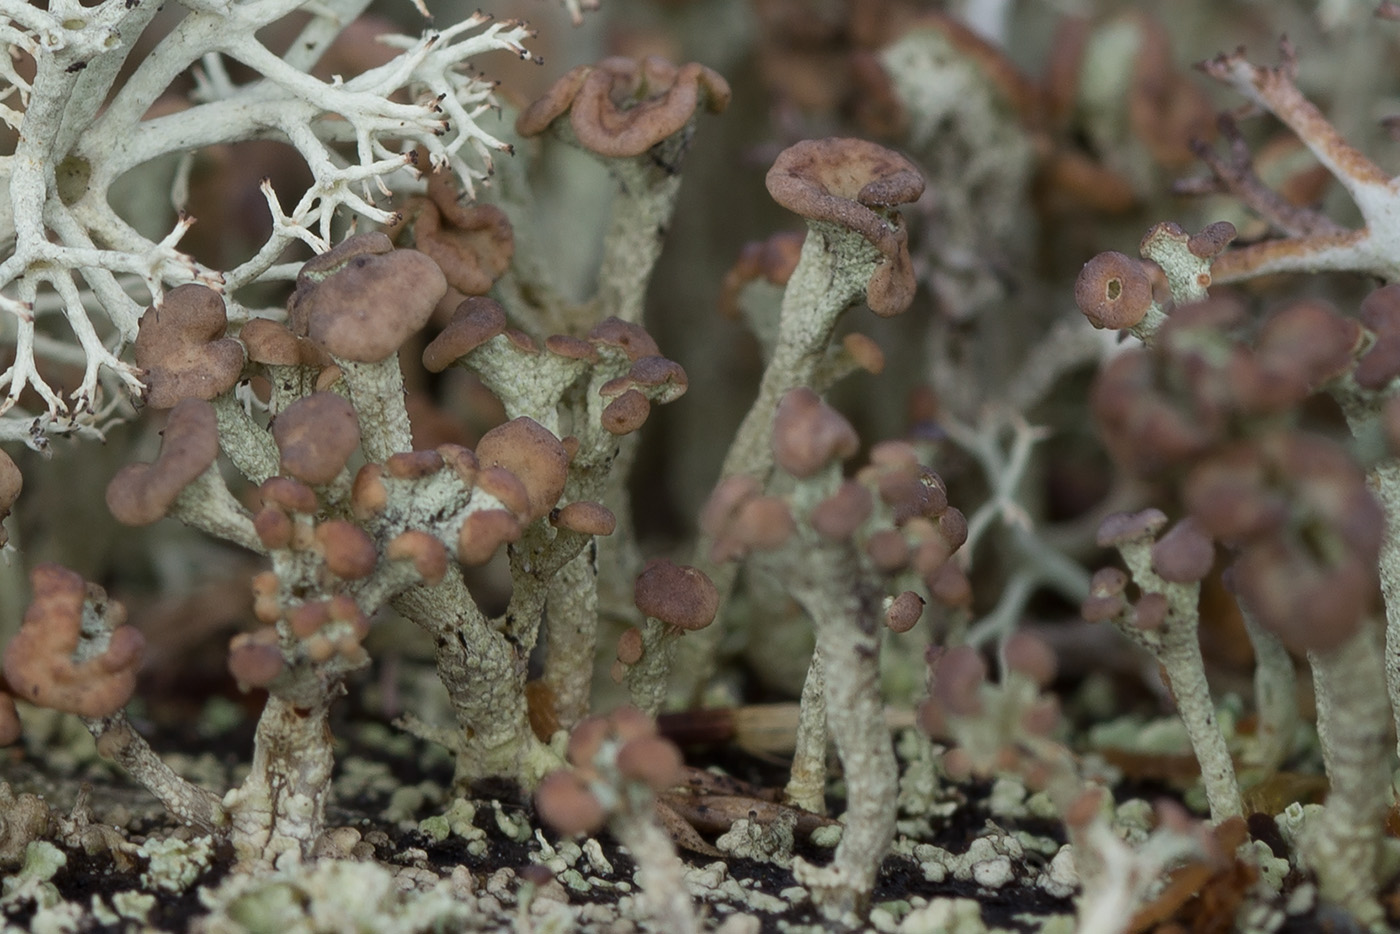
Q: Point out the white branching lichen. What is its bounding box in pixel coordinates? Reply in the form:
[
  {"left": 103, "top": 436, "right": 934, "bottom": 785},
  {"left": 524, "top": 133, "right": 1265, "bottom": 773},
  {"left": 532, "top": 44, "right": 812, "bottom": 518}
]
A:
[{"left": 0, "top": 0, "right": 533, "bottom": 446}]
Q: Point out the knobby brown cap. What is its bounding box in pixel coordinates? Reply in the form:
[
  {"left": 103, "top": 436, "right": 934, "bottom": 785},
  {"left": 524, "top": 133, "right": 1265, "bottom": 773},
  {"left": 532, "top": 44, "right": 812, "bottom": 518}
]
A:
[
  {"left": 134, "top": 284, "right": 245, "bottom": 409},
  {"left": 765, "top": 137, "right": 924, "bottom": 316},
  {"left": 634, "top": 559, "right": 719, "bottom": 631},
  {"left": 517, "top": 56, "right": 731, "bottom": 158},
  {"left": 290, "top": 234, "right": 447, "bottom": 362},
  {"left": 106, "top": 399, "right": 221, "bottom": 526},
  {"left": 4, "top": 565, "right": 144, "bottom": 719}
]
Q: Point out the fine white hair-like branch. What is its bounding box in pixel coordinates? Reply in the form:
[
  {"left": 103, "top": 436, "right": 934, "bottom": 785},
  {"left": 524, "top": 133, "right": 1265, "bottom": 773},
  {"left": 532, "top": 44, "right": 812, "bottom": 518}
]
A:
[{"left": 0, "top": 0, "right": 533, "bottom": 448}]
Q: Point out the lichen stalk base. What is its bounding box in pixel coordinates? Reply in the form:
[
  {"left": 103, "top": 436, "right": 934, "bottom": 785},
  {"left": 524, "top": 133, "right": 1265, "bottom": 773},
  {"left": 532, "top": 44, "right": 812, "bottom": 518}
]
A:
[
  {"left": 395, "top": 579, "right": 559, "bottom": 791},
  {"left": 789, "top": 548, "right": 897, "bottom": 923},
  {"left": 222, "top": 693, "right": 338, "bottom": 870},
  {"left": 1304, "top": 621, "right": 1391, "bottom": 932},
  {"left": 613, "top": 812, "right": 700, "bottom": 934},
  {"left": 784, "top": 650, "right": 828, "bottom": 815}
]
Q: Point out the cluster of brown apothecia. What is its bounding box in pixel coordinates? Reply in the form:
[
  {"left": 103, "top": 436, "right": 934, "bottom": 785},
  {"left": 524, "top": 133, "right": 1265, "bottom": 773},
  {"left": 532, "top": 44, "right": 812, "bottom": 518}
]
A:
[
  {"left": 12, "top": 4, "right": 1400, "bottom": 932},
  {"left": 1072, "top": 212, "right": 1400, "bottom": 924},
  {"left": 0, "top": 26, "right": 962, "bottom": 924}
]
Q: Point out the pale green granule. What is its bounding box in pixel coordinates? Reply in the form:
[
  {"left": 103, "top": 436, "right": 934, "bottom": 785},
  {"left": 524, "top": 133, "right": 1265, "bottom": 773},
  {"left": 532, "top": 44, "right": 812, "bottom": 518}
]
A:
[{"left": 140, "top": 834, "right": 214, "bottom": 893}]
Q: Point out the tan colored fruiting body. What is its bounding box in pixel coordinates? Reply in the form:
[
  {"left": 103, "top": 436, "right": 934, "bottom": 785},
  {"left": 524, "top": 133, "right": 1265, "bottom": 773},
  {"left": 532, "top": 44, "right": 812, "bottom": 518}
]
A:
[{"left": 3, "top": 565, "right": 143, "bottom": 719}]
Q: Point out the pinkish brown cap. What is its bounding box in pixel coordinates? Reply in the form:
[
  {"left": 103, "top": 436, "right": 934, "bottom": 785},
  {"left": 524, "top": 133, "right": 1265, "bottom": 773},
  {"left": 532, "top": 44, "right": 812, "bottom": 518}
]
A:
[
  {"left": 516, "top": 64, "right": 590, "bottom": 137},
  {"left": 1096, "top": 509, "right": 1168, "bottom": 548},
  {"left": 438, "top": 444, "right": 480, "bottom": 487},
  {"left": 552, "top": 501, "right": 617, "bottom": 537},
  {"left": 870, "top": 440, "right": 920, "bottom": 470},
  {"left": 567, "top": 713, "right": 612, "bottom": 768},
  {"left": 288, "top": 599, "right": 330, "bottom": 639},
  {"left": 351, "top": 464, "right": 388, "bottom": 519},
  {"left": 700, "top": 477, "right": 762, "bottom": 561},
  {"left": 134, "top": 284, "right": 246, "bottom": 409},
  {"left": 386, "top": 530, "right": 449, "bottom": 585},
  {"left": 1186, "top": 221, "right": 1237, "bottom": 259},
  {"left": 926, "top": 561, "right": 971, "bottom": 607},
  {"left": 106, "top": 399, "right": 221, "bottom": 526},
  {"left": 876, "top": 464, "right": 949, "bottom": 525},
  {"left": 765, "top": 138, "right": 924, "bottom": 316},
  {"left": 908, "top": 520, "right": 954, "bottom": 577},
  {"left": 1150, "top": 517, "right": 1215, "bottom": 583},
  {"left": 1132, "top": 592, "right": 1169, "bottom": 631},
  {"left": 730, "top": 496, "right": 796, "bottom": 553},
  {"left": 616, "top": 735, "right": 684, "bottom": 791},
  {"left": 612, "top": 357, "right": 689, "bottom": 402},
  {"left": 385, "top": 450, "right": 446, "bottom": 480},
  {"left": 938, "top": 508, "right": 968, "bottom": 551},
  {"left": 254, "top": 506, "right": 294, "bottom": 550},
  {"left": 929, "top": 645, "right": 986, "bottom": 718},
  {"left": 545, "top": 335, "right": 598, "bottom": 363},
  {"left": 771, "top": 388, "right": 859, "bottom": 478},
  {"left": 1231, "top": 540, "right": 1373, "bottom": 653},
  {"left": 1356, "top": 301, "right": 1400, "bottom": 386},
  {"left": 475, "top": 418, "right": 570, "bottom": 522},
  {"left": 314, "top": 365, "right": 343, "bottom": 392},
  {"left": 866, "top": 530, "right": 910, "bottom": 573},
  {"left": 609, "top": 704, "right": 660, "bottom": 743},
  {"left": 228, "top": 630, "right": 285, "bottom": 691},
  {"left": 587, "top": 318, "right": 661, "bottom": 360},
  {"left": 699, "top": 474, "right": 762, "bottom": 540},
  {"left": 1254, "top": 300, "right": 1363, "bottom": 394},
  {"left": 1181, "top": 445, "right": 1285, "bottom": 544},
  {"left": 810, "top": 480, "right": 873, "bottom": 541},
  {"left": 315, "top": 520, "right": 378, "bottom": 580},
  {"left": 1074, "top": 252, "right": 1153, "bottom": 330},
  {"left": 291, "top": 237, "right": 447, "bottom": 362},
  {"left": 240, "top": 318, "right": 328, "bottom": 368},
  {"left": 535, "top": 770, "right": 606, "bottom": 836},
  {"left": 601, "top": 390, "right": 651, "bottom": 435},
  {"left": 259, "top": 476, "right": 320, "bottom": 515},
  {"left": 272, "top": 392, "right": 361, "bottom": 486},
  {"left": 423, "top": 297, "right": 509, "bottom": 373},
  {"left": 842, "top": 333, "right": 885, "bottom": 375},
  {"left": 617, "top": 627, "right": 644, "bottom": 665},
  {"left": 503, "top": 329, "right": 540, "bottom": 355},
  {"left": 239, "top": 318, "right": 301, "bottom": 367},
  {"left": 1081, "top": 567, "right": 1129, "bottom": 622},
  {"left": 477, "top": 467, "right": 531, "bottom": 519},
  {"left": 885, "top": 591, "right": 925, "bottom": 633},
  {"left": 1360, "top": 283, "right": 1400, "bottom": 339},
  {"left": 718, "top": 231, "right": 805, "bottom": 319},
  {"left": 251, "top": 571, "right": 282, "bottom": 624},
  {"left": 1003, "top": 631, "right": 1057, "bottom": 687},
  {"left": 296, "top": 231, "right": 394, "bottom": 281},
  {"left": 1061, "top": 787, "right": 1108, "bottom": 832},
  {"left": 413, "top": 172, "right": 514, "bottom": 296},
  {"left": 517, "top": 57, "right": 731, "bottom": 158},
  {"left": 634, "top": 559, "right": 719, "bottom": 632},
  {"left": 457, "top": 509, "right": 522, "bottom": 566},
  {"left": 3, "top": 565, "right": 144, "bottom": 718}
]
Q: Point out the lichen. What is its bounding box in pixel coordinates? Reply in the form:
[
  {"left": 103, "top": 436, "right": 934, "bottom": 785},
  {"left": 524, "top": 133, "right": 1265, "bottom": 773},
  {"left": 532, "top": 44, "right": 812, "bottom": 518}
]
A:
[{"left": 196, "top": 859, "right": 478, "bottom": 934}]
